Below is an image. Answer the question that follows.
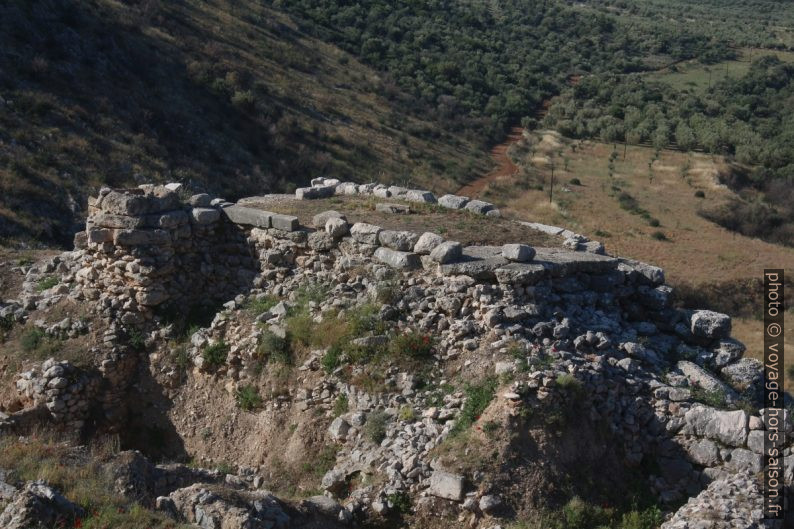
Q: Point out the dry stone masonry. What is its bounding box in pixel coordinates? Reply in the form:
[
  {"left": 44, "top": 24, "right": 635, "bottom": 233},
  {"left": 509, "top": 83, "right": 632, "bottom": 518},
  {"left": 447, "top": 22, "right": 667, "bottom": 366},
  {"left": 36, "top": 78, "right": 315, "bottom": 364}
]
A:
[{"left": 0, "top": 179, "right": 790, "bottom": 528}]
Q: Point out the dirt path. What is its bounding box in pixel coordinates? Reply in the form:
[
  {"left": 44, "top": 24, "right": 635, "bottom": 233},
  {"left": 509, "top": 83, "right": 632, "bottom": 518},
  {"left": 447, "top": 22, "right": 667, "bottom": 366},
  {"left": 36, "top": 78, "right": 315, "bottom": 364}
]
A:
[{"left": 456, "top": 126, "right": 524, "bottom": 197}]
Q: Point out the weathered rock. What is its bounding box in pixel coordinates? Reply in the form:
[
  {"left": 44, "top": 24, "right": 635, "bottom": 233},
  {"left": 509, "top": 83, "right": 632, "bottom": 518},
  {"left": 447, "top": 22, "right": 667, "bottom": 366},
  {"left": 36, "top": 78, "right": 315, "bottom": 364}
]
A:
[
  {"left": 685, "top": 439, "right": 720, "bottom": 466},
  {"left": 222, "top": 205, "right": 272, "bottom": 228},
  {"left": 501, "top": 244, "right": 535, "bottom": 262},
  {"left": 677, "top": 360, "right": 737, "bottom": 403},
  {"left": 191, "top": 208, "right": 220, "bottom": 225},
  {"left": 464, "top": 200, "right": 495, "bottom": 214},
  {"left": 478, "top": 494, "right": 502, "bottom": 515},
  {"left": 683, "top": 406, "right": 748, "bottom": 447},
  {"left": 325, "top": 217, "right": 349, "bottom": 239},
  {"left": 374, "top": 247, "right": 421, "bottom": 270},
  {"left": 428, "top": 471, "right": 464, "bottom": 501},
  {"left": 691, "top": 310, "right": 731, "bottom": 340},
  {"left": 328, "top": 417, "right": 351, "bottom": 441},
  {"left": 405, "top": 190, "right": 436, "bottom": 203},
  {"left": 661, "top": 472, "right": 765, "bottom": 529},
  {"left": 414, "top": 232, "right": 444, "bottom": 254},
  {"left": 350, "top": 223, "right": 382, "bottom": 244},
  {"left": 0, "top": 481, "right": 84, "bottom": 529},
  {"left": 312, "top": 210, "right": 346, "bottom": 228},
  {"left": 296, "top": 186, "right": 334, "bottom": 199},
  {"left": 378, "top": 230, "right": 420, "bottom": 251},
  {"left": 430, "top": 241, "right": 463, "bottom": 264},
  {"left": 438, "top": 195, "right": 469, "bottom": 209},
  {"left": 375, "top": 203, "right": 411, "bottom": 214},
  {"left": 114, "top": 229, "right": 170, "bottom": 246},
  {"left": 726, "top": 448, "right": 763, "bottom": 473},
  {"left": 270, "top": 213, "right": 299, "bottom": 232}
]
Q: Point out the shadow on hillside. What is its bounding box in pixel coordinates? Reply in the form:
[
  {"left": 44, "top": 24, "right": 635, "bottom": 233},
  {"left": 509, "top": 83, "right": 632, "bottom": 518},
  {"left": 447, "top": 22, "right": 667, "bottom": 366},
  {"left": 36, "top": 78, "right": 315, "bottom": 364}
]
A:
[
  {"left": 117, "top": 351, "right": 188, "bottom": 462},
  {"left": 0, "top": 1, "right": 341, "bottom": 245}
]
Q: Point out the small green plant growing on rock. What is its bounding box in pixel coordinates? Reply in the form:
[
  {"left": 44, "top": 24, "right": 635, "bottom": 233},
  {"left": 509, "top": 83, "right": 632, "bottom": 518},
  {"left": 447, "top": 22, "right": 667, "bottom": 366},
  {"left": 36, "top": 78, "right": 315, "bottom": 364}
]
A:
[
  {"left": 387, "top": 491, "right": 412, "bottom": 514},
  {"left": 398, "top": 405, "right": 415, "bottom": 422},
  {"left": 389, "top": 331, "right": 433, "bottom": 359},
  {"left": 364, "top": 410, "right": 389, "bottom": 444},
  {"left": 36, "top": 276, "right": 58, "bottom": 292},
  {"left": 321, "top": 344, "right": 344, "bottom": 373},
  {"left": 691, "top": 385, "right": 728, "bottom": 409},
  {"left": 452, "top": 377, "right": 497, "bottom": 435},
  {"left": 333, "top": 394, "right": 349, "bottom": 417},
  {"left": 555, "top": 373, "right": 582, "bottom": 392},
  {"left": 202, "top": 340, "right": 229, "bottom": 369},
  {"left": 236, "top": 384, "right": 262, "bottom": 411},
  {"left": 257, "top": 330, "right": 290, "bottom": 364},
  {"left": 128, "top": 329, "right": 146, "bottom": 351},
  {"left": 245, "top": 295, "right": 278, "bottom": 315},
  {"left": 21, "top": 327, "right": 45, "bottom": 353}
]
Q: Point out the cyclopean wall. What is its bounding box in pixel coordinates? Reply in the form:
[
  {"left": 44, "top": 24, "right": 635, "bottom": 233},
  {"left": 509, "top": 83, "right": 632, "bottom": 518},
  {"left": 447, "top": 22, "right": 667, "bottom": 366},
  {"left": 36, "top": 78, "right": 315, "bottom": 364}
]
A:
[{"left": 73, "top": 185, "right": 300, "bottom": 327}]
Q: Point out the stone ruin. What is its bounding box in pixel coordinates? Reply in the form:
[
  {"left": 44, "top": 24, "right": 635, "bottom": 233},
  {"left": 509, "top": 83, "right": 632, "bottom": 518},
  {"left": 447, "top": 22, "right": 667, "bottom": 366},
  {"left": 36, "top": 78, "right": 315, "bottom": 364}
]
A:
[{"left": 1, "top": 178, "right": 788, "bottom": 528}]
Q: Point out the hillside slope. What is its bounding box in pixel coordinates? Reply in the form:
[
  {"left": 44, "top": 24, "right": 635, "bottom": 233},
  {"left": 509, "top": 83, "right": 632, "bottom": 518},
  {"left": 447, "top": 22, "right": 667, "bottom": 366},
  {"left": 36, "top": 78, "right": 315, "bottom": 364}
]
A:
[{"left": 0, "top": 0, "right": 486, "bottom": 245}]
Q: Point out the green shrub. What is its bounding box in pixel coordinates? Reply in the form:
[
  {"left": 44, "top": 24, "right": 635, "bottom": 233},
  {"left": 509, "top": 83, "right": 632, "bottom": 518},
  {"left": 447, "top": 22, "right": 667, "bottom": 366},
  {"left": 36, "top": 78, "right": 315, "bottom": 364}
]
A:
[
  {"left": 20, "top": 327, "right": 45, "bottom": 352},
  {"left": 691, "top": 385, "right": 728, "bottom": 408},
  {"left": 293, "top": 282, "right": 330, "bottom": 307},
  {"left": 285, "top": 311, "right": 314, "bottom": 347},
  {"left": 246, "top": 295, "right": 278, "bottom": 315},
  {"left": 321, "top": 344, "right": 343, "bottom": 373},
  {"left": 389, "top": 331, "right": 433, "bottom": 359},
  {"left": 36, "top": 276, "right": 59, "bottom": 292},
  {"left": 569, "top": 177, "right": 581, "bottom": 185},
  {"left": 302, "top": 444, "right": 338, "bottom": 477},
  {"left": 559, "top": 496, "right": 611, "bottom": 529},
  {"left": 694, "top": 190, "right": 705, "bottom": 198},
  {"left": 453, "top": 377, "right": 497, "bottom": 434},
  {"left": 648, "top": 218, "right": 660, "bottom": 227},
  {"left": 387, "top": 491, "right": 412, "bottom": 514},
  {"left": 171, "top": 345, "right": 190, "bottom": 370},
  {"left": 348, "top": 303, "right": 385, "bottom": 336},
  {"left": 258, "top": 330, "right": 290, "bottom": 364},
  {"left": 333, "top": 394, "right": 349, "bottom": 417},
  {"left": 236, "top": 385, "right": 262, "bottom": 411},
  {"left": 555, "top": 373, "right": 582, "bottom": 392},
  {"left": 128, "top": 330, "right": 145, "bottom": 351},
  {"left": 398, "top": 405, "right": 415, "bottom": 422},
  {"left": 364, "top": 411, "right": 389, "bottom": 444},
  {"left": 650, "top": 231, "right": 668, "bottom": 241},
  {"left": 202, "top": 341, "right": 229, "bottom": 369},
  {"left": 618, "top": 505, "right": 663, "bottom": 529}
]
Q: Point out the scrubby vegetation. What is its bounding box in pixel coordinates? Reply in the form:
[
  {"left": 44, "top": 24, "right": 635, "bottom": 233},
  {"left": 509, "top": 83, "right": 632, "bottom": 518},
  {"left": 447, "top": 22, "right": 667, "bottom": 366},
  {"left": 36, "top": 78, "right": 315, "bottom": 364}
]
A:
[
  {"left": 452, "top": 377, "right": 497, "bottom": 435},
  {"left": 0, "top": 437, "right": 192, "bottom": 529},
  {"left": 202, "top": 340, "right": 229, "bottom": 369}
]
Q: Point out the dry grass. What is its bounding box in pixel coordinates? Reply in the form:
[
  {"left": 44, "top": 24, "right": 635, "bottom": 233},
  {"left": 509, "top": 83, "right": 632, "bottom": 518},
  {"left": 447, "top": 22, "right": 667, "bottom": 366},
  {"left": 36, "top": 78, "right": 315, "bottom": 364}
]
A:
[
  {"left": 0, "top": 436, "right": 192, "bottom": 528},
  {"left": 484, "top": 131, "right": 794, "bottom": 287},
  {"left": 735, "top": 313, "right": 794, "bottom": 392}
]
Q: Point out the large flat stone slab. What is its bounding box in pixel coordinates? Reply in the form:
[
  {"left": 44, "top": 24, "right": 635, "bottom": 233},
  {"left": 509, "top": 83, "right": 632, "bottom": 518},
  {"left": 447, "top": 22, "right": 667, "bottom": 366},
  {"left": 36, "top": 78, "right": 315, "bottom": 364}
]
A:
[
  {"left": 495, "top": 262, "right": 547, "bottom": 285},
  {"left": 532, "top": 248, "right": 617, "bottom": 277},
  {"left": 440, "top": 246, "right": 509, "bottom": 280},
  {"left": 222, "top": 205, "right": 272, "bottom": 228},
  {"left": 518, "top": 221, "right": 566, "bottom": 236}
]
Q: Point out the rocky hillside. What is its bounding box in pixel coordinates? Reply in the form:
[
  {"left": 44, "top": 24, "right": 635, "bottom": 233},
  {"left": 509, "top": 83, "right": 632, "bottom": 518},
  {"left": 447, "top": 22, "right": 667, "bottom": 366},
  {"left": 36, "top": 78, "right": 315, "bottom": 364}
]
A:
[
  {"left": 0, "top": 180, "right": 788, "bottom": 528},
  {"left": 0, "top": 0, "right": 485, "bottom": 245}
]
